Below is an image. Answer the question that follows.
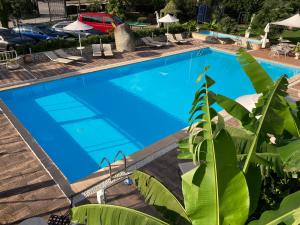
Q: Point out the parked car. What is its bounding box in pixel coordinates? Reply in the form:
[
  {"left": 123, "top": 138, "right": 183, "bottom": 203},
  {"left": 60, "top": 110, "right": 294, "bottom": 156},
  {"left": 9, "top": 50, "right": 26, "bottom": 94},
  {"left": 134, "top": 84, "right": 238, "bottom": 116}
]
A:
[
  {"left": 0, "top": 28, "right": 36, "bottom": 51},
  {"left": 52, "top": 21, "right": 103, "bottom": 37},
  {"left": 13, "top": 25, "right": 57, "bottom": 41},
  {"left": 34, "top": 24, "right": 70, "bottom": 39},
  {"left": 78, "top": 12, "right": 123, "bottom": 33}
]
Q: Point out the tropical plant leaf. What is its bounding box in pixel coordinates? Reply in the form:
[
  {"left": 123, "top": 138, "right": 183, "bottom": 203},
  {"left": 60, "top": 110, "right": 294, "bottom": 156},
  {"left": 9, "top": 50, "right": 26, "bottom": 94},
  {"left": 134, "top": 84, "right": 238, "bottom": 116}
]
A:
[
  {"left": 216, "top": 95, "right": 255, "bottom": 131},
  {"left": 248, "top": 190, "right": 300, "bottom": 225},
  {"left": 71, "top": 204, "right": 169, "bottom": 225},
  {"left": 132, "top": 170, "right": 191, "bottom": 225},
  {"left": 237, "top": 50, "right": 300, "bottom": 138},
  {"left": 237, "top": 49, "right": 273, "bottom": 94},
  {"left": 177, "top": 138, "right": 193, "bottom": 160},
  {"left": 278, "top": 139, "right": 300, "bottom": 173},
  {"left": 243, "top": 76, "right": 290, "bottom": 173},
  {"left": 181, "top": 74, "right": 249, "bottom": 225}
]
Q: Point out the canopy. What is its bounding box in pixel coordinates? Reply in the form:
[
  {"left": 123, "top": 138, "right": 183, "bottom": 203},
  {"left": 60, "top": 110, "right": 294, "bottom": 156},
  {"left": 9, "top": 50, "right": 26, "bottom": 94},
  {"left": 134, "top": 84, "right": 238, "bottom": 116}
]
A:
[
  {"left": 63, "top": 20, "right": 93, "bottom": 31},
  {"left": 271, "top": 13, "right": 300, "bottom": 28},
  {"left": 158, "top": 14, "right": 179, "bottom": 23},
  {"left": 63, "top": 20, "right": 93, "bottom": 55}
]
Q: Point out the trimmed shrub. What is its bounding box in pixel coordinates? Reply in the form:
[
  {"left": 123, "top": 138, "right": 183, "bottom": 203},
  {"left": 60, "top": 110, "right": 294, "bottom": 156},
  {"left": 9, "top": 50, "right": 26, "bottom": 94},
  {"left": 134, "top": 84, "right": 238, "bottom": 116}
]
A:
[{"left": 15, "top": 23, "right": 192, "bottom": 54}]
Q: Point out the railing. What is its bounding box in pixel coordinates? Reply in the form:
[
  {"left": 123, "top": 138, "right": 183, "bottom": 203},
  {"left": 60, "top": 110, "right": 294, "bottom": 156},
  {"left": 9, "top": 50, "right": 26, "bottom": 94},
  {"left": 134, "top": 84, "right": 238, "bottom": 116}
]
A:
[
  {"left": 113, "top": 150, "right": 127, "bottom": 173},
  {"left": 99, "top": 157, "right": 112, "bottom": 180},
  {"left": 71, "top": 150, "right": 130, "bottom": 206}
]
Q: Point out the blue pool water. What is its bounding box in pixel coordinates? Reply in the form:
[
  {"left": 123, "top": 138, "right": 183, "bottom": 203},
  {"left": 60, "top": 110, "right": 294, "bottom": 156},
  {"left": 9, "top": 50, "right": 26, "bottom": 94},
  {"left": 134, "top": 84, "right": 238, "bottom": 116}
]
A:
[
  {"left": 0, "top": 48, "right": 299, "bottom": 182},
  {"left": 200, "top": 30, "right": 262, "bottom": 44}
]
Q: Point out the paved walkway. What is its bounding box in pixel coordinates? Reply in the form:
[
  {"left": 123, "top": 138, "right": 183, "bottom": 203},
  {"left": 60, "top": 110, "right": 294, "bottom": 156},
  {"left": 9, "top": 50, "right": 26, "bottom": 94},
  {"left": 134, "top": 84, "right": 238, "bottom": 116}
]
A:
[{"left": 0, "top": 40, "right": 300, "bottom": 224}]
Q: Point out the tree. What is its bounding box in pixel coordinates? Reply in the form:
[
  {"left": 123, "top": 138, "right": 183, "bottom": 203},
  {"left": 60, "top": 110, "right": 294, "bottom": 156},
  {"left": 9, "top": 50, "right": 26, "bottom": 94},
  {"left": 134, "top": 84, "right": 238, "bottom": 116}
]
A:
[{"left": 0, "top": 0, "right": 9, "bottom": 28}]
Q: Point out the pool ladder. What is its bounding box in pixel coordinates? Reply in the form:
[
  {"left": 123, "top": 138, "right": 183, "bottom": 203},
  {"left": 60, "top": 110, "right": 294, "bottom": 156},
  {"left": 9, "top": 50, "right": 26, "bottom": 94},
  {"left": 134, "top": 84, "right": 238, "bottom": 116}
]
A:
[
  {"left": 71, "top": 150, "right": 132, "bottom": 206},
  {"left": 99, "top": 150, "right": 128, "bottom": 181}
]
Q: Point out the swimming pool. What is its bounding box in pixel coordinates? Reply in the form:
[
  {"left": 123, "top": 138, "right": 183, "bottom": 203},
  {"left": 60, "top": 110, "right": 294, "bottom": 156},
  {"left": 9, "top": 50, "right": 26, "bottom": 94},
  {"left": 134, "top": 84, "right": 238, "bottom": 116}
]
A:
[
  {"left": 0, "top": 48, "right": 299, "bottom": 182},
  {"left": 199, "top": 30, "right": 262, "bottom": 44}
]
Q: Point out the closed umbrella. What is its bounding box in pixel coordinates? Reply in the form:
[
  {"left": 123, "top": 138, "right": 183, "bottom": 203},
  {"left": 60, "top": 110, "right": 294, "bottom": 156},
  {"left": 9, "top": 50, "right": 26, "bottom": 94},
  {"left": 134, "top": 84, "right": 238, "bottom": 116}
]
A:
[
  {"left": 63, "top": 20, "right": 93, "bottom": 55},
  {"left": 262, "top": 23, "right": 270, "bottom": 48}
]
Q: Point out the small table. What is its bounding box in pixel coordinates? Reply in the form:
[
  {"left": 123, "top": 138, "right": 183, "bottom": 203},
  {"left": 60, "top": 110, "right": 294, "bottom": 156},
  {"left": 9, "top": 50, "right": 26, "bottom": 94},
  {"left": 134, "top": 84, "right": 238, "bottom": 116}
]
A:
[{"left": 77, "top": 46, "right": 85, "bottom": 56}]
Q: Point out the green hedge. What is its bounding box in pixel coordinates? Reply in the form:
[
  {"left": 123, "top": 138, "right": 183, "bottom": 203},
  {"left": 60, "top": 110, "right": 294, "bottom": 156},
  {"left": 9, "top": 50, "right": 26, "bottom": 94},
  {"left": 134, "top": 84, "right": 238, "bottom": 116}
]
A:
[{"left": 16, "top": 23, "right": 194, "bottom": 54}]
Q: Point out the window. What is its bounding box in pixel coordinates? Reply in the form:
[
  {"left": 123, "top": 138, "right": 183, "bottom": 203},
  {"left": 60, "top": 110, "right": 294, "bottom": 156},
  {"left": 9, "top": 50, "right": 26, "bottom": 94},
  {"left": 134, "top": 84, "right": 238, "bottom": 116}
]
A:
[
  {"left": 104, "top": 17, "right": 113, "bottom": 24},
  {"left": 82, "top": 16, "right": 103, "bottom": 23},
  {"left": 112, "top": 16, "right": 123, "bottom": 24}
]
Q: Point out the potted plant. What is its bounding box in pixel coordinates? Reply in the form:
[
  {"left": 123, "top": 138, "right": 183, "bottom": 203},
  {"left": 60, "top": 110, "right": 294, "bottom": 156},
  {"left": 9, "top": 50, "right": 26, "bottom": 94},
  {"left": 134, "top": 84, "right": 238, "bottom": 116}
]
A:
[
  {"left": 23, "top": 48, "right": 33, "bottom": 64},
  {"left": 294, "top": 42, "right": 300, "bottom": 59}
]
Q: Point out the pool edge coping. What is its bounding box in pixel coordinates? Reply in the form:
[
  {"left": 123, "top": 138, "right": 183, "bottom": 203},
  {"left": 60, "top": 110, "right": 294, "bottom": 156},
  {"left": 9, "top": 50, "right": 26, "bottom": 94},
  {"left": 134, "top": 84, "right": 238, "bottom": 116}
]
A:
[{"left": 1, "top": 45, "right": 300, "bottom": 201}]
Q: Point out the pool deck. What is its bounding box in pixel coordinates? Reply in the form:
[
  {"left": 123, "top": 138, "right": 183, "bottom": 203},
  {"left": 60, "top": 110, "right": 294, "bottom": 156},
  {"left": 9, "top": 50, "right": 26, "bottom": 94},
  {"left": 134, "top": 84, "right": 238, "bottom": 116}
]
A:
[{"left": 1, "top": 40, "right": 300, "bottom": 224}]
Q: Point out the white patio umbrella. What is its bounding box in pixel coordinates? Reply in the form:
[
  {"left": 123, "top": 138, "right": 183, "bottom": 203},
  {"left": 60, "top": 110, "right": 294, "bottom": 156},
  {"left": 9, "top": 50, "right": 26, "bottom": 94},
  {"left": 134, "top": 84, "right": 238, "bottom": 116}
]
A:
[
  {"left": 262, "top": 23, "right": 270, "bottom": 48},
  {"left": 63, "top": 20, "right": 93, "bottom": 55},
  {"left": 272, "top": 13, "right": 300, "bottom": 28},
  {"left": 158, "top": 14, "right": 179, "bottom": 34}
]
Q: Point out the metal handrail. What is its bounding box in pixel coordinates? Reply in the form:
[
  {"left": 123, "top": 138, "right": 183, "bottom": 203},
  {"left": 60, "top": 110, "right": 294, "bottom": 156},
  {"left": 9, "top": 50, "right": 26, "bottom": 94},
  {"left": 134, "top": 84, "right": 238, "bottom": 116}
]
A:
[
  {"left": 113, "top": 150, "right": 127, "bottom": 172},
  {"left": 99, "top": 157, "right": 112, "bottom": 180}
]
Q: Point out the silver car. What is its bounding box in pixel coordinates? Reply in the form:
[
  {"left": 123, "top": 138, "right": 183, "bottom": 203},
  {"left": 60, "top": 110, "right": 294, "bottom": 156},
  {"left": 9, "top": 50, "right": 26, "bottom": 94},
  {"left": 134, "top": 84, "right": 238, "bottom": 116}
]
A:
[{"left": 52, "top": 21, "right": 103, "bottom": 37}]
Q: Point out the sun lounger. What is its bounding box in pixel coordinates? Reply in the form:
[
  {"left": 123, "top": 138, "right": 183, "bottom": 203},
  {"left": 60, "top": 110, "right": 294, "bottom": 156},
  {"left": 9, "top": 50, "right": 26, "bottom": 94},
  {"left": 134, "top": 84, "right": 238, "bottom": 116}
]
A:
[
  {"left": 102, "top": 44, "right": 114, "bottom": 57},
  {"left": 145, "top": 36, "right": 166, "bottom": 46},
  {"left": 166, "top": 34, "right": 179, "bottom": 44},
  {"left": 54, "top": 49, "right": 83, "bottom": 61},
  {"left": 175, "top": 33, "right": 189, "bottom": 43},
  {"left": 44, "top": 51, "right": 73, "bottom": 64},
  {"left": 141, "top": 37, "right": 163, "bottom": 47},
  {"left": 92, "top": 44, "right": 102, "bottom": 57}
]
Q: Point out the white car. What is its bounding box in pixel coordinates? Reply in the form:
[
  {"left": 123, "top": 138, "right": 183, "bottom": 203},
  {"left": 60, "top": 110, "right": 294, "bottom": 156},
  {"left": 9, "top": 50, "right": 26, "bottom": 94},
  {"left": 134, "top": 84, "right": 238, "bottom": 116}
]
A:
[{"left": 52, "top": 21, "right": 103, "bottom": 37}]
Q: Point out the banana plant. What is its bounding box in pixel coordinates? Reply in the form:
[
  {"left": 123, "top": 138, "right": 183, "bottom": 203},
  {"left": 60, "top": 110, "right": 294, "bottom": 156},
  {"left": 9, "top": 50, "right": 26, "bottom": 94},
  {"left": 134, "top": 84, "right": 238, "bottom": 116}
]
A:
[
  {"left": 215, "top": 49, "right": 300, "bottom": 175},
  {"left": 248, "top": 190, "right": 300, "bottom": 225},
  {"left": 132, "top": 170, "right": 191, "bottom": 225},
  {"left": 71, "top": 204, "right": 168, "bottom": 225}
]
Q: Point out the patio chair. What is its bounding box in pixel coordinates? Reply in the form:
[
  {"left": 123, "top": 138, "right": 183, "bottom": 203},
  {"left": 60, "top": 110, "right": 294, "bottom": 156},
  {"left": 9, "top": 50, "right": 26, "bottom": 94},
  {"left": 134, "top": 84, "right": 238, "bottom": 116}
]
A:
[
  {"left": 175, "top": 33, "right": 189, "bottom": 44},
  {"left": 166, "top": 33, "right": 179, "bottom": 44},
  {"left": 54, "top": 49, "right": 83, "bottom": 61},
  {"left": 270, "top": 45, "right": 291, "bottom": 58},
  {"left": 44, "top": 51, "right": 73, "bottom": 64},
  {"left": 145, "top": 36, "right": 167, "bottom": 46},
  {"left": 0, "top": 50, "right": 20, "bottom": 70},
  {"left": 141, "top": 37, "right": 163, "bottom": 47},
  {"left": 92, "top": 44, "right": 102, "bottom": 57},
  {"left": 102, "top": 44, "right": 114, "bottom": 57}
]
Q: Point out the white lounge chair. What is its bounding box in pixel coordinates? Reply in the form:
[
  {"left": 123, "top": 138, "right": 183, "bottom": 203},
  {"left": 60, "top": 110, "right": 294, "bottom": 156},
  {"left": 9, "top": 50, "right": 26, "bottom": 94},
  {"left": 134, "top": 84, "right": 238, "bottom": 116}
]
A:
[
  {"left": 145, "top": 36, "right": 166, "bottom": 46},
  {"left": 92, "top": 44, "right": 102, "bottom": 57},
  {"left": 54, "top": 49, "right": 83, "bottom": 61},
  {"left": 141, "top": 37, "right": 163, "bottom": 47},
  {"left": 44, "top": 51, "right": 73, "bottom": 64},
  {"left": 102, "top": 44, "right": 114, "bottom": 57},
  {"left": 166, "top": 34, "right": 179, "bottom": 44},
  {"left": 175, "top": 33, "right": 189, "bottom": 44}
]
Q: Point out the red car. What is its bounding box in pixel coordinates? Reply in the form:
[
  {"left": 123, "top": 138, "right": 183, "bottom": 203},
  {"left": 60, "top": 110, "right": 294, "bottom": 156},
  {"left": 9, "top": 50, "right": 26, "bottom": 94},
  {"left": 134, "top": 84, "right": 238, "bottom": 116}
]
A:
[{"left": 78, "top": 12, "right": 123, "bottom": 33}]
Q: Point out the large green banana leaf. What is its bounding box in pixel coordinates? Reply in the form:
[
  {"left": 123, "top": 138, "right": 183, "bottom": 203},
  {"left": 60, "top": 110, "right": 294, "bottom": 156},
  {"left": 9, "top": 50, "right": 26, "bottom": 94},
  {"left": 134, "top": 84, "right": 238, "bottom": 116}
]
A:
[
  {"left": 278, "top": 139, "right": 300, "bottom": 173},
  {"left": 181, "top": 75, "right": 249, "bottom": 225},
  {"left": 237, "top": 49, "right": 273, "bottom": 94},
  {"left": 243, "top": 76, "right": 290, "bottom": 173},
  {"left": 236, "top": 50, "right": 300, "bottom": 138},
  {"left": 71, "top": 204, "right": 169, "bottom": 225},
  {"left": 248, "top": 190, "right": 300, "bottom": 225},
  {"left": 132, "top": 170, "right": 191, "bottom": 225}
]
